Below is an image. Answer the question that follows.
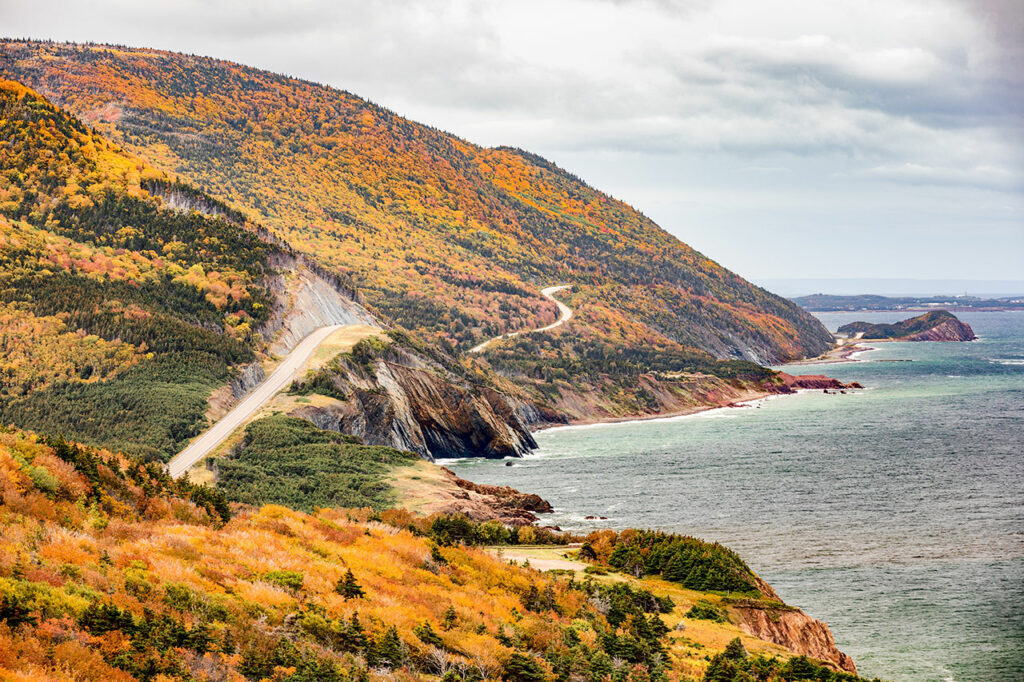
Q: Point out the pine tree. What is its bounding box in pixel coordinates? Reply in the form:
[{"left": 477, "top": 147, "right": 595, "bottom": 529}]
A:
[
  {"left": 414, "top": 620, "right": 443, "bottom": 647},
  {"left": 375, "top": 625, "right": 406, "bottom": 668},
  {"left": 335, "top": 569, "right": 365, "bottom": 599},
  {"left": 502, "top": 652, "right": 546, "bottom": 682},
  {"left": 723, "top": 636, "right": 747, "bottom": 661},
  {"left": 441, "top": 605, "right": 457, "bottom": 631},
  {"left": 340, "top": 612, "right": 368, "bottom": 652}
]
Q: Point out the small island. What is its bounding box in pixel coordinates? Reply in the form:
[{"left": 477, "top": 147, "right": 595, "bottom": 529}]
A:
[{"left": 837, "top": 310, "right": 976, "bottom": 342}]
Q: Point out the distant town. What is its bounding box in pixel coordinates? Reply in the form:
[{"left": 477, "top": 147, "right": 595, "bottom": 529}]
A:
[{"left": 793, "top": 293, "right": 1024, "bottom": 312}]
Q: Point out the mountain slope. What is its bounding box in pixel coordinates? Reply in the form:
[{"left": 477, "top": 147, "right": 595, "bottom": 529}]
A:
[
  {"left": 0, "top": 77, "right": 278, "bottom": 459},
  {"left": 0, "top": 40, "right": 832, "bottom": 375},
  {"left": 0, "top": 424, "right": 867, "bottom": 682},
  {"left": 0, "top": 78, "right": 537, "bottom": 462}
]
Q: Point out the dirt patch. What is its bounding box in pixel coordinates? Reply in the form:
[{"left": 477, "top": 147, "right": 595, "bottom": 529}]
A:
[{"left": 388, "top": 461, "right": 552, "bottom": 525}]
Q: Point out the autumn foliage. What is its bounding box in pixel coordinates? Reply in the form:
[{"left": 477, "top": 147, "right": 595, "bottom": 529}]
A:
[{"left": 0, "top": 41, "right": 833, "bottom": 416}]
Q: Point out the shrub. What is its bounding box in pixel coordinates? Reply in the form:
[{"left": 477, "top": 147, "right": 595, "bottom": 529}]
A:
[
  {"left": 685, "top": 600, "right": 727, "bottom": 623},
  {"left": 263, "top": 570, "right": 304, "bottom": 591}
]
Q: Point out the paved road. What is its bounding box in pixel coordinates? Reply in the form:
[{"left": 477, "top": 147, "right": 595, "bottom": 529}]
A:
[
  {"left": 167, "top": 324, "right": 349, "bottom": 478},
  {"left": 469, "top": 285, "right": 572, "bottom": 353}
]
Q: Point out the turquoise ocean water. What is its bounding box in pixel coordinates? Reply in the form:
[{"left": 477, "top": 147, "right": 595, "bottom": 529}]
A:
[{"left": 447, "top": 311, "right": 1024, "bottom": 681}]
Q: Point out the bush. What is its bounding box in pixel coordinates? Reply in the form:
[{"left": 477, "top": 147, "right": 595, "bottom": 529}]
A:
[
  {"left": 685, "top": 600, "right": 726, "bottom": 622},
  {"left": 215, "top": 415, "right": 415, "bottom": 511},
  {"left": 262, "top": 570, "right": 304, "bottom": 591}
]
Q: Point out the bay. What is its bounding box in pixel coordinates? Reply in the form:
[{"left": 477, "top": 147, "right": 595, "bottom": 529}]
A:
[{"left": 447, "top": 311, "right": 1024, "bottom": 681}]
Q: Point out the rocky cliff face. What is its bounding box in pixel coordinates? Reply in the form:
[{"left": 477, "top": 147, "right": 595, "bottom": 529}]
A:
[
  {"left": 402, "top": 466, "right": 553, "bottom": 525},
  {"left": 207, "top": 249, "right": 540, "bottom": 461},
  {"left": 731, "top": 604, "right": 858, "bottom": 674},
  {"left": 291, "top": 345, "right": 537, "bottom": 460},
  {"left": 776, "top": 373, "right": 863, "bottom": 391},
  {"left": 838, "top": 310, "right": 975, "bottom": 342},
  {"left": 901, "top": 317, "right": 976, "bottom": 342},
  {"left": 261, "top": 254, "right": 380, "bottom": 355}
]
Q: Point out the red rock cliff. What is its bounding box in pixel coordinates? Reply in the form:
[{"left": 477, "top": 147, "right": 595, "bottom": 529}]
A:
[{"left": 731, "top": 604, "right": 858, "bottom": 674}]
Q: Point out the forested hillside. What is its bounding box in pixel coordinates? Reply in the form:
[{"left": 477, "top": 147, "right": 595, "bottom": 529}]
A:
[
  {"left": 0, "top": 78, "right": 277, "bottom": 459},
  {"left": 0, "top": 424, "right": 870, "bottom": 682},
  {"left": 0, "top": 40, "right": 832, "bottom": 379}
]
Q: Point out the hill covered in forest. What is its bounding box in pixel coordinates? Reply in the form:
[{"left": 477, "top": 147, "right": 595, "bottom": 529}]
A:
[
  {"left": 0, "top": 77, "right": 280, "bottom": 459},
  {"left": 0, "top": 424, "right": 869, "bottom": 681},
  {"left": 0, "top": 41, "right": 832, "bottom": 420},
  {"left": 0, "top": 78, "right": 543, "bottom": 461}
]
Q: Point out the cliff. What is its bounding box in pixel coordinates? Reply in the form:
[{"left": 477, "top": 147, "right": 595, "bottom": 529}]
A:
[
  {"left": 731, "top": 603, "right": 858, "bottom": 674},
  {"left": 290, "top": 336, "right": 537, "bottom": 460},
  {"left": 777, "top": 373, "right": 863, "bottom": 390},
  {"left": 388, "top": 460, "right": 554, "bottom": 525},
  {"left": 838, "top": 310, "right": 976, "bottom": 342}
]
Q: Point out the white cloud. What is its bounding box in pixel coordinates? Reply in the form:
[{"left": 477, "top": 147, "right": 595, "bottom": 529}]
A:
[{"left": 1, "top": 0, "right": 1020, "bottom": 279}]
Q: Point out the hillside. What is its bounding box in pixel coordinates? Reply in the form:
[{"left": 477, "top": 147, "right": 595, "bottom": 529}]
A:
[
  {"left": 0, "top": 78, "right": 543, "bottom": 463},
  {"left": 0, "top": 41, "right": 833, "bottom": 407},
  {"left": 0, "top": 77, "right": 279, "bottom": 459},
  {"left": 837, "top": 311, "right": 976, "bottom": 342},
  {"left": 0, "top": 425, "right": 870, "bottom": 682}
]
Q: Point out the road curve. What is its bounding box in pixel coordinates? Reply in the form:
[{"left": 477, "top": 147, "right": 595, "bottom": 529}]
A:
[
  {"left": 167, "top": 324, "right": 347, "bottom": 478},
  {"left": 469, "top": 285, "right": 572, "bottom": 354}
]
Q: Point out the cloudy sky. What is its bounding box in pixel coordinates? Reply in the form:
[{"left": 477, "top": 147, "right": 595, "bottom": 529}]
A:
[{"left": 4, "top": 0, "right": 1022, "bottom": 288}]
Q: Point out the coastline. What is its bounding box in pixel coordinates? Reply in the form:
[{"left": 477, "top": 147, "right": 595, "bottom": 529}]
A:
[
  {"left": 530, "top": 343, "right": 872, "bottom": 435},
  {"left": 785, "top": 341, "right": 879, "bottom": 365},
  {"left": 532, "top": 389, "right": 783, "bottom": 435}
]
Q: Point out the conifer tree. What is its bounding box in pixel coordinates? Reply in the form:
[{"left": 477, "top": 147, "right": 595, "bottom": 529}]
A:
[
  {"left": 335, "top": 569, "right": 365, "bottom": 599},
  {"left": 441, "top": 605, "right": 457, "bottom": 631}
]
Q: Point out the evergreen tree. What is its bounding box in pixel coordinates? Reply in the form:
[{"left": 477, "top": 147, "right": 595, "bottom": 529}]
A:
[
  {"left": 723, "top": 637, "right": 747, "bottom": 661},
  {"left": 335, "top": 569, "right": 365, "bottom": 599},
  {"left": 375, "top": 625, "right": 406, "bottom": 669},
  {"left": 414, "top": 620, "right": 443, "bottom": 647},
  {"left": 502, "top": 652, "right": 546, "bottom": 682},
  {"left": 441, "top": 605, "right": 457, "bottom": 631}
]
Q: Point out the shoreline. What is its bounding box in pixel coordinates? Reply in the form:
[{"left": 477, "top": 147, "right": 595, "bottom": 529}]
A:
[
  {"left": 784, "top": 341, "right": 880, "bottom": 365},
  {"left": 528, "top": 343, "right": 873, "bottom": 436},
  {"left": 531, "top": 389, "right": 784, "bottom": 435}
]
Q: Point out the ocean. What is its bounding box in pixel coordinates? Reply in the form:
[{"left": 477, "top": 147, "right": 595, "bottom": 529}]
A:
[{"left": 447, "top": 311, "right": 1024, "bottom": 681}]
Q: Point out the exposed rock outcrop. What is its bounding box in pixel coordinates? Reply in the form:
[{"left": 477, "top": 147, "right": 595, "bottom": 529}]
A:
[
  {"left": 388, "top": 463, "right": 553, "bottom": 525},
  {"left": 901, "top": 317, "right": 976, "bottom": 342},
  {"left": 447, "top": 470, "right": 554, "bottom": 515},
  {"left": 838, "top": 310, "right": 975, "bottom": 342},
  {"left": 776, "top": 373, "right": 863, "bottom": 391},
  {"left": 291, "top": 346, "right": 537, "bottom": 460},
  {"left": 230, "top": 362, "right": 267, "bottom": 399},
  {"left": 261, "top": 254, "right": 379, "bottom": 355},
  {"left": 731, "top": 604, "right": 858, "bottom": 674}
]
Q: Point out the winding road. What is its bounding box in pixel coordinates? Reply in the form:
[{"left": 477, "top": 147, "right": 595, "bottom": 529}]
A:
[
  {"left": 167, "top": 324, "right": 351, "bottom": 478},
  {"left": 168, "top": 285, "right": 572, "bottom": 478},
  {"left": 469, "top": 284, "right": 572, "bottom": 353}
]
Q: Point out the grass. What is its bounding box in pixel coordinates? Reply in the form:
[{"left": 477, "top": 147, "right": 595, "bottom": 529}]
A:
[{"left": 306, "top": 324, "right": 387, "bottom": 371}]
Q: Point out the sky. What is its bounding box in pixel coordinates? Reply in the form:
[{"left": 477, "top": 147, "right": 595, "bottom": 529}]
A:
[{"left": 3, "top": 0, "right": 1022, "bottom": 288}]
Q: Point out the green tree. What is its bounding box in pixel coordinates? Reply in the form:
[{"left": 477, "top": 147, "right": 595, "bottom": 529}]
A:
[
  {"left": 335, "top": 569, "right": 365, "bottom": 599},
  {"left": 441, "top": 605, "right": 457, "bottom": 631},
  {"left": 502, "top": 652, "right": 546, "bottom": 682}
]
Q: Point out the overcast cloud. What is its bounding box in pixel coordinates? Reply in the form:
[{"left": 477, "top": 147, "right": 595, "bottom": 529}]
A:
[{"left": 2, "top": 0, "right": 1021, "bottom": 287}]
